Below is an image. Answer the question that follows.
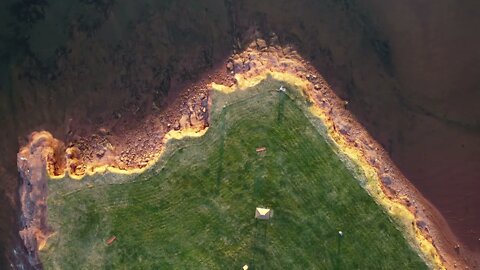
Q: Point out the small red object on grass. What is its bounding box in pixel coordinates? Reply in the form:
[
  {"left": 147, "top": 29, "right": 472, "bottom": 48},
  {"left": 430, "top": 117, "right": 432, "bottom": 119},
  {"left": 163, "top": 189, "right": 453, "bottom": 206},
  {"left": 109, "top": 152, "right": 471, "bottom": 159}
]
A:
[
  {"left": 106, "top": 236, "right": 117, "bottom": 245},
  {"left": 256, "top": 147, "right": 266, "bottom": 153}
]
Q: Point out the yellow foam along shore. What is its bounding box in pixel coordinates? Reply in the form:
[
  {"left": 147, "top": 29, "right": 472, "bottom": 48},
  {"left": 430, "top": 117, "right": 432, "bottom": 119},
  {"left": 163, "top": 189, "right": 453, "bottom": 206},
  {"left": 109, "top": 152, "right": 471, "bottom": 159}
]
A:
[
  {"left": 212, "top": 71, "right": 445, "bottom": 270},
  {"left": 47, "top": 127, "right": 207, "bottom": 180}
]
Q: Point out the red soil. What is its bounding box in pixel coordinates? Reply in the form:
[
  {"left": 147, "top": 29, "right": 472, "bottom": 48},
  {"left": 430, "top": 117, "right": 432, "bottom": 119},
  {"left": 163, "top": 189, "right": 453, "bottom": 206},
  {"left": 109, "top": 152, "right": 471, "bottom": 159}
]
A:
[{"left": 106, "top": 236, "right": 116, "bottom": 245}]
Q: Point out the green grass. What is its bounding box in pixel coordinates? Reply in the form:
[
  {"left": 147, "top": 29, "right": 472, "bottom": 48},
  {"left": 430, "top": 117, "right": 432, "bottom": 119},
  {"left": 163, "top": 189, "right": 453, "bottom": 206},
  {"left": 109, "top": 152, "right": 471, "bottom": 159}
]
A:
[{"left": 41, "top": 78, "right": 427, "bottom": 269}]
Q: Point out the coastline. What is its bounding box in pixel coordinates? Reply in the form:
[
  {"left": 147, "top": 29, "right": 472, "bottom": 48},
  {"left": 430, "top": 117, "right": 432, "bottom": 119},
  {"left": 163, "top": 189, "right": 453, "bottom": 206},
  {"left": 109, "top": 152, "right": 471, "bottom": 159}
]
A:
[
  {"left": 17, "top": 40, "right": 472, "bottom": 269},
  {"left": 215, "top": 42, "right": 470, "bottom": 268}
]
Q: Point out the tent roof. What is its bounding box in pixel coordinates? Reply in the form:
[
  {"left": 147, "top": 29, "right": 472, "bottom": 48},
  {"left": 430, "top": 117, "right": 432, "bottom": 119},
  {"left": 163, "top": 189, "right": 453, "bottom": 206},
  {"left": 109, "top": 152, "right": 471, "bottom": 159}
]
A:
[
  {"left": 255, "top": 207, "right": 272, "bottom": 219},
  {"left": 256, "top": 207, "right": 270, "bottom": 215}
]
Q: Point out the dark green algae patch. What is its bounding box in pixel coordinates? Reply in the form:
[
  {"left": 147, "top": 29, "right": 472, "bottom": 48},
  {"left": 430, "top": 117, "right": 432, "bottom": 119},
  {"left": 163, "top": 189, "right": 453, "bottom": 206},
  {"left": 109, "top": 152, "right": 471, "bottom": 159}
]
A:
[{"left": 42, "top": 79, "right": 427, "bottom": 269}]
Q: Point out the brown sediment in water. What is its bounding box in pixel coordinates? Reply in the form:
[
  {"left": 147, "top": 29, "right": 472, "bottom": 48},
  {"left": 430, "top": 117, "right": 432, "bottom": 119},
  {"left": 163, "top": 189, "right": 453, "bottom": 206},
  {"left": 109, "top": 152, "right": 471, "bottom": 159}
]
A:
[
  {"left": 16, "top": 56, "right": 233, "bottom": 266},
  {"left": 40, "top": 60, "right": 232, "bottom": 180},
  {"left": 219, "top": 40, "right": 478, "bottom": 269},
  {"left": 17, "top": 39, "right": 476, "bottom": 269}
]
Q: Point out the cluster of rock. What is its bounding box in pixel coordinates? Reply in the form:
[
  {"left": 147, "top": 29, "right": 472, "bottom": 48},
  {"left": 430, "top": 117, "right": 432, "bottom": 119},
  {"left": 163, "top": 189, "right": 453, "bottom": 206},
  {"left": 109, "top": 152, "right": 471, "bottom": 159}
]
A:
[{"left": 17, "top": 132, "right": 60, "bottom": 268}]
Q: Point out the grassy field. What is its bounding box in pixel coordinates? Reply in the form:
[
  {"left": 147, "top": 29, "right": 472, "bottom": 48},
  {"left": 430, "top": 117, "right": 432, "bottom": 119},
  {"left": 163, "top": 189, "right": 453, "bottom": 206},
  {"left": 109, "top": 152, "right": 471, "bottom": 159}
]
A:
[{"left": 42, "top": 78, "right": 427, "bottom": 269}]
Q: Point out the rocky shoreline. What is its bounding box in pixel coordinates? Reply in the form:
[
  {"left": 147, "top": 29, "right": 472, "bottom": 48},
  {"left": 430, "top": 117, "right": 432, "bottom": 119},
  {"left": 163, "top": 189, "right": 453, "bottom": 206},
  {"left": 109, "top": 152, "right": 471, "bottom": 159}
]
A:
[
  {"left": 17, "top": 132, "right": 60, "bottom": 268},
  {"left": 17, "top": 38, "right": 477, "bottom": 269},
  {"left": 223, "top": 39, "right": 478, "bottom": 269},
  {"left": 15, "top": 58, "right": 232, "bottom": 269}
]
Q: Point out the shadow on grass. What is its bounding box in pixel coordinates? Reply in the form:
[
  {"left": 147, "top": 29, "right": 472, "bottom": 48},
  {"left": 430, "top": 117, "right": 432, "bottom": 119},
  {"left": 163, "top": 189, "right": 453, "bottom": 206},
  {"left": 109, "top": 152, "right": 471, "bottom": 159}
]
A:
[
  {"left": 253, "top": 164, "right": 263, "bottom": 198},
  {"left": 251, "top": 220, "right": 269, "bottom": 270},
  {"left": 215, "top": 109, "right": 227, "bottom": 195},
  {"left": 328, "top": 235, "right": 344, "bottom": 270},
  {"left": 276, "top": 91, "right": 286, "bottom": 124}
]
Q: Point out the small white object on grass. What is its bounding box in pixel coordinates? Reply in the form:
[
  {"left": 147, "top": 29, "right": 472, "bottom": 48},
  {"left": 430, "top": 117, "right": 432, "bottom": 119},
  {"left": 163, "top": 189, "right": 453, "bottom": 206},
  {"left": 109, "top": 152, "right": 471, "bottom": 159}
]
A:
[
  {"left": 243, "top": 264, "right": 249, "bottom": 270},
  {"left": 278, "top": 85, "right": 287, "bottom": 92},
  {"left": 338, "top": 231, "right": 343, "bottom": 237},
  {"left": 255, "top": 207, "right": 273, "bottom": 220}
]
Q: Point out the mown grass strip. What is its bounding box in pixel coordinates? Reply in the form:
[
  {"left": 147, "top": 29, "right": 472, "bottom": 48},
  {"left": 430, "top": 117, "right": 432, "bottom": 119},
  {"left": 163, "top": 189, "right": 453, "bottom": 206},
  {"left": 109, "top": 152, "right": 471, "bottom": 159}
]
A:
[{"left": 42, "top": 79, "right": 427, "bottom": 269}]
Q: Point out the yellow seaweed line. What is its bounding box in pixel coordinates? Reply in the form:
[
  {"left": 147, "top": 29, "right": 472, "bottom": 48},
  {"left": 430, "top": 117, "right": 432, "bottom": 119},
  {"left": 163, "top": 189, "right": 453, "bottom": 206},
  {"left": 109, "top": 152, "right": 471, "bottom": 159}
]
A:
[
  {"left": 48, "top": 127, "right": 207, "bottom": 180},
  {"left": 211, "top": 72, "right": 445, "bottom": 270}
]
